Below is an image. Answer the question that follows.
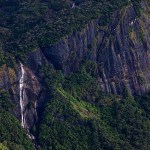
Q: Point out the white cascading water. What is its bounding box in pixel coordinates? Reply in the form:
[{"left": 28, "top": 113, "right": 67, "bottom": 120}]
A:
[
  {"left": 71, "top": 3, "right": 75, "bottom": 8},
  {"left": 20, "top": 63, "right": 26, "bottom": 128},
  {"left": 20, "top": 63, "right": 35, "bottom": 140}
]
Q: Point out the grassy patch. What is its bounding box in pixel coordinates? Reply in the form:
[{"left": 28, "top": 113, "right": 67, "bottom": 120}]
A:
[{"left": 57, "top": 87, "right": 100, "bottom": 119}]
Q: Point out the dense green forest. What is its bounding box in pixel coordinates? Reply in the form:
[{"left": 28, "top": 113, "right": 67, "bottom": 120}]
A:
[
  {"left": 0, "top": 0, "right": 135, "bottom": 63},
  {"left": 0, "top": 0, "right": 150, "bottom": 150},
  {"left": 36, "top": 64, "right": 150, "bottom": 149},
  {"left": 0, "top": 92, "right": 35, "bottom": 150},
  {"left": 1, "top": 62, "right": 149, "bottom": 149}
]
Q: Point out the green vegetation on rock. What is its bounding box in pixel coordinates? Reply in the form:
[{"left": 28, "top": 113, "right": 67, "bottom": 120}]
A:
[
  {"left": 37, "top": 64, "right": 150, "bottom": 149},
  {"left": 0, "top": 91, "right": 35, "bottom": 150},
  {"left": 0, "top": 0, "right": 132, "bottom": 60}
]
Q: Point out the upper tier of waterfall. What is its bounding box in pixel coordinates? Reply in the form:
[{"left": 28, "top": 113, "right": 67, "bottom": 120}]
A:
[{"left": 19, "top": 63, "right": 25, "bottom": 128}]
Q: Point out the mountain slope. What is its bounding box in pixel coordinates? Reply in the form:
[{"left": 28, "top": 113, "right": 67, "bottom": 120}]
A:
[
  {"left": 37, "top": 67, "right": 150, "bottom": 149},
  {"left": 0, "top": 0, "right": 150, "bottom": 149},
  {"left": 0, "top": 92, "right": 35, "bottom": 150}
]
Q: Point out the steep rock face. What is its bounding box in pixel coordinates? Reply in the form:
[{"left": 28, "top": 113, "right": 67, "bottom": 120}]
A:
[
  {"left": 0, "top": 49, "right": 48, "bottom": 131},
  {"left": 0, "top": 63, "right": 40, "bottom": 130},
  {"left": 97, "top": 2, "right": 150, "bottom": 95},
  {"left": 43, "top": 1, "right": 150, "bottom": 95},
  {"left": 43, "top": 18, "right": 100, "bottom": 73}
]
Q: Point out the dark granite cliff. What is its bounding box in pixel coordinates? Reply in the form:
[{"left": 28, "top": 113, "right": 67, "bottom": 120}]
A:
[
  {"left": 0, "top": 1, "right": 149, "bottom": 133},
  {"left": 43, "top": 1, "right": 150, "bottom": 95},
  {"left": 0, "top": 50, "right": 48, "bottom": 132}
]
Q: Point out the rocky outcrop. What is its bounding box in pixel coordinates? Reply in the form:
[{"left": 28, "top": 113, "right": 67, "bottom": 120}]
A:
[
  {"left": 98, "top": 2, "right": 150, "bottom": 95},
  {"left": 42, "top": 1, "right": 150, "bottom": 95},
  {"left": 0, "top": 49, "right": 49, "bottom": 133},
  {"left": 0, "top": 63, "right": 40, "bottom": 131},
  {"left": 42, "top": 18, "right": 100, "bottom": 73}
]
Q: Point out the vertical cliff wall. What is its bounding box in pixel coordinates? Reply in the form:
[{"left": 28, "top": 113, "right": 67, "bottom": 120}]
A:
[
  {"left": 42, "top": 1, "right": 150, "bottom": 95},
  {"left": 0, "top": 64, "right": 40, "bottom": 129},
  {"left": 0, "top": 48, "right": 50, "bottom": 135}
]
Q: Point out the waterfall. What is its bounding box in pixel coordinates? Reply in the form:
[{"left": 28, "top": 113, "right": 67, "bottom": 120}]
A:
[
  {"left": 71, "top": 3, "right": 75, "bottom": 8},
  {"left": 19, "top": 63, "right": 35, "bottom": 140},
  {"left": 27, "top": 130, "right": 35, "bottom": 140},
  {"left": 35, "top": 100, "right": 38, "bottom": 120},
  {"left": 20, "top": 63, "right": 26, "bottom": 128}
]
